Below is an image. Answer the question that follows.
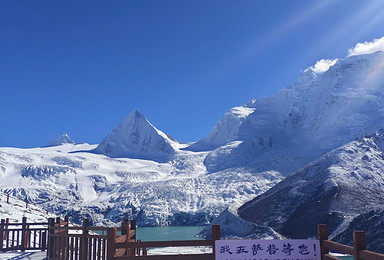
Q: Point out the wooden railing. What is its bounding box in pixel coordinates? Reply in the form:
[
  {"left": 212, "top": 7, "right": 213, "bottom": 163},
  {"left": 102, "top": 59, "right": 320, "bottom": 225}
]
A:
[
  {"left": 111, "top": 225, "right": 220, "bottom": 260},
  {"left": 48, "top": 218, "right": 140, "bottom": 260},
  {"left": 4, "top": 218, "right": 383, "bottom": 260},
  {"left": 0, "top": 216, "right": 48, "bottom": 252},
  {"left": 318, "top": 224, "right": 384, "bottom": 260},
  {"left": 47, "top": 218, "right": 220, "bottom": 260}
]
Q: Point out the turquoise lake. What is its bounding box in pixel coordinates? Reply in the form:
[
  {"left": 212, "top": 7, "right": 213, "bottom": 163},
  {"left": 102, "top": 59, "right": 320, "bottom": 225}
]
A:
[{"left": 135, "top": 226, "right": 205, "bottom": 241}]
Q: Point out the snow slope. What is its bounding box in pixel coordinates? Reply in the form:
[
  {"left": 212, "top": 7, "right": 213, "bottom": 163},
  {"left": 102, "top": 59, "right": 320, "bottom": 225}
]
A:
[
  {"left": 238, "top": 129, "right": 384, "bottom": 239},
  {"left": 0, "top": 191, "right": 56, "bottom": 223},
  {"left": 200, "top": 51, "right": 384, "bottom": 175},
  {"left": 187, "top": 105, "right": 256, "bottom": 151},
  {"left": 198, "top": 208, "right": 283, "bottom": 240}
]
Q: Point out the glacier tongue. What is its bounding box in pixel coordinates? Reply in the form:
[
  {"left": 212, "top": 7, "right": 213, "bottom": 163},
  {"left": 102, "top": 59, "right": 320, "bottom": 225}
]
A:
[
  {"left": 93, "top": 110, "right": 176, "bottom": 161},
  {"left": 0, "top": 143, "right": 282, "bottom": 227}
]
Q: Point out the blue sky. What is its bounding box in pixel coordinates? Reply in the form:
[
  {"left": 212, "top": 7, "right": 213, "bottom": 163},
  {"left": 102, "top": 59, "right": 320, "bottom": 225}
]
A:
[{"left": 1, "top": 0, "right": 384, "bottom": 148}]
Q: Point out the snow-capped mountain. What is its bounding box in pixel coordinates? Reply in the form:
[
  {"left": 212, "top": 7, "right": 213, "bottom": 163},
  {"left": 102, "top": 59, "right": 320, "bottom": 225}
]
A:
[
  {"left": 93, "top": 110, "right": 176, "bottom": 161},
  {"left": 200, "top": 51, "right": 384, "bottom": 174},
  {"left": 238, "top": 129, "right": 384, "bottom": 239},
  {"left": 187, "top": 105, "right": 256, "bottom": 151},
  {"left": 1, "top": 44, "right": 384, "bottom": 235},
  {"left": 46, "top": 133, "right": 75, "bottom": 147}
]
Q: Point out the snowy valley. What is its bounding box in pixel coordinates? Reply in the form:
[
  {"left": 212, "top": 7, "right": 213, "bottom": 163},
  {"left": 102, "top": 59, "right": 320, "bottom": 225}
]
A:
[{"left": 0, "top": 128, "right": 281, "bottom": 227}]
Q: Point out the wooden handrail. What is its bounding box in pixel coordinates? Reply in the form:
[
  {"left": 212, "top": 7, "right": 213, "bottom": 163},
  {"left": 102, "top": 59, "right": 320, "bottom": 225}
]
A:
[
  {"left": 114, "top": 239, "right": 214, "bottom": 249},
  {"left": 2, "top": 222, "right": 48, "bottom": 226},
  {"left": 50, "top": 225, "right": 113, "bottom": 232},
  {"left": 112, "top": 254, "right": 214, "bottom": 260},
  {"left": 24, "top": 222, "right": 49, "bottom": 226},
  {"left": 323, "top": 240, "right": 354, "bottom": 255},
  {"left": 88, "top": 226, "right": 110, "bottom": 231},
  {"left": 318, "top": 224, "right": 384, "bottom": 260},
  {"left": 50, "top": 233, "right": 109, "bottom": 238},
  {"left": 359, "top": 250, "right": 384, "bottom": 260},
  {"left": 323, "top": 254, "right": 343, "bottom": 260},
  {"left": 5, "top": 227, "right": 48, "bottom": 232}
]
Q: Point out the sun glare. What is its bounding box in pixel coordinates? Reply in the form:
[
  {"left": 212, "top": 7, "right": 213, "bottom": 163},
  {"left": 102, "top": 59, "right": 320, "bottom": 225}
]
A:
[{"left": 302, "top": 0, "right": 384, "bottom": 62}]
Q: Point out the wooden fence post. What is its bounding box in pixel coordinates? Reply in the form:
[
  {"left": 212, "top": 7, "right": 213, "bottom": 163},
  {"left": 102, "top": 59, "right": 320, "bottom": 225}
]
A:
[
  {"left": 64, "top": 215, "right": 69, "bottom": 258},
  {"left": 81, "top": 218, "right": 89, "bottom": 260},
  {"left": 318, "top": 224, "right": 329, "bottom": 260},
  {"left": 0, "top": 219, "right": 4, "bottom": 252},
  {"left": 121, "top": 218, "right": 129, "bottom": 256},
  {"left": 64, "top": 215, "right": 69, "bottom": 227},
  {"left": 41, "top": 231, "right": 47, "bottom": 252},
  {"left": 21, "top": 216, "right": 27, "bottom": 252},
  {"left": 55, "top": 215, "right": 61, "bottom": 257},
  {"left": 55, "top": 217, "right": 61, "bottom": 226},
  {"left": 212, "top": 224, "right": 220, "bottom": 256},
  {"left": 107, "top": 228, "right": 115, "bottom": 259},
  {"left": 130, "top": 220, "right": 136, "bottom": 240},
  {"left": 130, "top": 220, "right": 137, "bottom": 256},
  {"left": 353, "top": 230, "right": 366, "bottom": 260},
  {"left": 5, "top": 218, "right": 9, "bottom": 241},
  {"left": 25, "top": 224, "right": 30, "bottom": 249},
  {"left": 47, "top": 217, "right": 55, "bottom": 259},
  {"left": 121, "top": 218, "right": 128, "bottom": 235}
]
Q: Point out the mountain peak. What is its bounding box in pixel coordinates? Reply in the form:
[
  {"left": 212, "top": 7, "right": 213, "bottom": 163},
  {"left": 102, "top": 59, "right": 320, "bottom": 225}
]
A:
[
  {"left": 46, "top": 133, "right": 75, "bottom": 147},
  {"left": 130, "top": 109, "right": 143, "bottom": 117},
  {"left": 93, "top": 110, "right": 176, "bottom": 161}
]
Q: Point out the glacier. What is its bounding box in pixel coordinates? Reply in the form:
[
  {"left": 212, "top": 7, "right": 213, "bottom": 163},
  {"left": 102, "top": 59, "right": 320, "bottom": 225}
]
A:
[{"left": 0, "top": 142, "right": 281, "bottom": 227}]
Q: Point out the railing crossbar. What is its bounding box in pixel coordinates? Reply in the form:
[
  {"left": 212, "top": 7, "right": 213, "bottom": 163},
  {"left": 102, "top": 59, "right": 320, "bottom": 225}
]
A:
[
  {"left": 115, "top": 239, "right": 213, "bottom": 249},
  {"left": 359, "top": 250, "right": 384, "bottom": 260},
  {"left": 323, "top": 240, "right": 354, "bottom": 255}
]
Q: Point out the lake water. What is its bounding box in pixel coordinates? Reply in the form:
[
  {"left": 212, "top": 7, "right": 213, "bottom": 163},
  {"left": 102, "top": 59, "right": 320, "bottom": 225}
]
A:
[
  {"left": 136, "top": 226, "right": 205, "bottom": 241},
  {"left": 337, "top": 256, "right": 353, "bottom": 260}
]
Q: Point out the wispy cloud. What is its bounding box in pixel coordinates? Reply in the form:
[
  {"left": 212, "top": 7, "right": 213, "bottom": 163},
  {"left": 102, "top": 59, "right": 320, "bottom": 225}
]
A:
[
  {"left": 348, "top": 36, "right": 384, "bottom": 56},
  {"left": 305, "top": 59, "right": 338, "bottom": 74},
  {"left": 305, "top": 35, "right": 384, "bottom": 74}
]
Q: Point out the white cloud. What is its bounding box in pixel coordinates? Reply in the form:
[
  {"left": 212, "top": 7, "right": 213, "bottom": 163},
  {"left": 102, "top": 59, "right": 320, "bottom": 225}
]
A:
[
  {"left": 305, "top": 59, "right": 338, "bottom": 74},
  {"left": 348, "top": 36, "right": 384, "bottom": 56}
]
